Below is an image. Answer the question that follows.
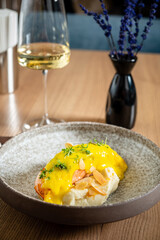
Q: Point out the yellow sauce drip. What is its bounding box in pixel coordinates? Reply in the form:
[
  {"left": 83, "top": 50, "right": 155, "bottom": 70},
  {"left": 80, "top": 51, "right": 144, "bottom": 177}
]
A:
[{"left": 42, "top": 143, "right": 127, "bottom": 205}]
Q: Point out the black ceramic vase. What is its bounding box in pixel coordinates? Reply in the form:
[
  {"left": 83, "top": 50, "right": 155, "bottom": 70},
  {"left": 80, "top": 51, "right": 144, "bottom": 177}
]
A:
[{"left": 106, "top": 55, "right": 137, "bottom": 129}]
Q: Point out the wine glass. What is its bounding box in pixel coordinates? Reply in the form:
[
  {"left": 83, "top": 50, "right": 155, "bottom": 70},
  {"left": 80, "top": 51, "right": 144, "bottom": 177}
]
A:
[{"left": 17, "top": 0, "right": 70, "bottom": 131}]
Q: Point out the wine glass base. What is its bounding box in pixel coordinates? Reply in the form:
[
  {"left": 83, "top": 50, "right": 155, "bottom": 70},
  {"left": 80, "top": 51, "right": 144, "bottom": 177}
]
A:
[{"left": 22, "top": 117, "right": 65, "bottom": 132}]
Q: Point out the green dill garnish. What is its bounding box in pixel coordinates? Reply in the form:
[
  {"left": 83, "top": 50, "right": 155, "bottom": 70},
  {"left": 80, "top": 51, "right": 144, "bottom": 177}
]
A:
[
  {"left": 62, "top": 146, "right": 75, "bottom": 156},
  {"left": 47, "top": 177, "right": 50, "bottom": 180}
]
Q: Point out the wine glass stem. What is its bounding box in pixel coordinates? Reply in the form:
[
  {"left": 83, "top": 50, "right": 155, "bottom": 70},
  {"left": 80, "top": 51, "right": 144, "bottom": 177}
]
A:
[{"left": 42, "top": 69, "right": 49, "bottom": 121}]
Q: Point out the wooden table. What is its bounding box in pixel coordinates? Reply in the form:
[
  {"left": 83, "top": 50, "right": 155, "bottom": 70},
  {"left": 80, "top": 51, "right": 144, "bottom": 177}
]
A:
[{"left": 0, "top": 50, "right": 160, "bottom": 240}]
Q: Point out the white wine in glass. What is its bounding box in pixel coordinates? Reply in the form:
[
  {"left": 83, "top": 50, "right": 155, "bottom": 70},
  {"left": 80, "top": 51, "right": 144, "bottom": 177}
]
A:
[{"left": 18, "top": 0, "right": 70, "bottom": 131}]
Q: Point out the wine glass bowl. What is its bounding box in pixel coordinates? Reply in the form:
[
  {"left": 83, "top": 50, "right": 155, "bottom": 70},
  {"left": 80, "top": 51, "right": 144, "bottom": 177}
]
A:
[
  {"left": 17, "top": 0, "right": 70, "bottom": 131},
  {"left": 18, "top": 42, "right": 70, "bottom": 70}
]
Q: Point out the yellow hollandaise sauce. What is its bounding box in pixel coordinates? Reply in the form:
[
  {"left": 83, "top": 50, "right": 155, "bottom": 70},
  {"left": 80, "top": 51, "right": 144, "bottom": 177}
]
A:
[{"left": 40, "top": 142, "right": 127, "bottom": 205}]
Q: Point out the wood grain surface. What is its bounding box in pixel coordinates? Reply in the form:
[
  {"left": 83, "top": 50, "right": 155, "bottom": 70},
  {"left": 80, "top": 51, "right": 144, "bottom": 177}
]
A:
[{"left": 0, "top": 50, "right": 160, "bottom": 240}]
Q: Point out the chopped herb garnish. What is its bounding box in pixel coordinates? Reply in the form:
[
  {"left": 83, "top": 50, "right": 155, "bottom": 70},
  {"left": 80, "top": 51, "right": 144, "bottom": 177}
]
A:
[
  {"left": 39, "top": 168, "right": 47, "bottom": 179},
  {"left": 39, "top": 166, "right": 55, "bottom": 179},
  {"left": 80, "top": 144, "right": 91, "bottom": 154},
  {"left": 49, "top": 167, "right": 54, "bottom": 173},
  {"left": 73, "top": 155, "right": 79, "bottom": 163},
  {"left": 92, "top": 138, "right": 107, "bottom": 146},
  {"left": 55, "top": 161, "right": 67, "bottom": 170},
  {"left": 62, "top": 146, "right": 75, "bottom": 156},
  {"left": 81, "top": 144, "right": 88, "bottom": 149},
  {"left": 86, "top": 150, "right": 90, "bottom": 154}
]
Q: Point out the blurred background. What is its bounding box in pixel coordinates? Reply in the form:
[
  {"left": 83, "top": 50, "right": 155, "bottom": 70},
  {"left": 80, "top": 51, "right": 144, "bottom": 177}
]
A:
[
  {"left": 0, "top": 0, "right": 160, "bottom": 52},
  {"left": 1, "top": 0, "right": 159, "bottom": 17}
]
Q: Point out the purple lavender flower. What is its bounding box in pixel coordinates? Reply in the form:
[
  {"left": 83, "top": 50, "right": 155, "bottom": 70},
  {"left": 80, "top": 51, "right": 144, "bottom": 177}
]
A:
[
  {"left": 80, "top": 1, "right": 117, "bottom": 55},
  {"left": 79, "top": 3, "right": 112, "bottom": 39},
  {"left": 133, "top": 1, "right": 145, "bottom": 38},
  {"left": 136, "top": 0, "right": 159, "bottom": 53},
  {"left": 117, "top": 0, "right": 141, "bottom": 57},
  {"left": 80, "top": 0, "right": 160, "bottom": 59}
]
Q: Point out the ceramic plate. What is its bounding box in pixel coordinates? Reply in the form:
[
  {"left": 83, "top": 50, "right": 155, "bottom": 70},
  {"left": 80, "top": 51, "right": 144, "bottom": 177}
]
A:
[{"left": 0, "top": 122, "right": 160, "bottom": 225}]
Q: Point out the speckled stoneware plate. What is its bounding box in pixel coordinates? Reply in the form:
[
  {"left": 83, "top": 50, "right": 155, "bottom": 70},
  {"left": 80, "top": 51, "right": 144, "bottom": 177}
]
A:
[{"left": 0, "top": 122, "right": 160, "bottom": 225}]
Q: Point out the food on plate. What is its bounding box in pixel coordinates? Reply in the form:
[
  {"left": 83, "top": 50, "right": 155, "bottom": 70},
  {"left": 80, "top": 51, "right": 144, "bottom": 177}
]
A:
[{"left": 34, "top": 140, "right": 127, "bottom": 206}]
